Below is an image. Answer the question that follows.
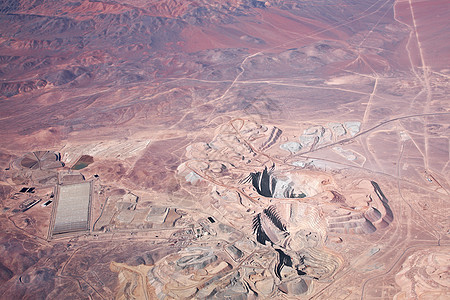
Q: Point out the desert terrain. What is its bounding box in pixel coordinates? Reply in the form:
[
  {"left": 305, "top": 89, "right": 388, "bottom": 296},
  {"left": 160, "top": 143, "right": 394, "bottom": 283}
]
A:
[{"left": 0, "top": 0, "right": 449, "bottom": 299}]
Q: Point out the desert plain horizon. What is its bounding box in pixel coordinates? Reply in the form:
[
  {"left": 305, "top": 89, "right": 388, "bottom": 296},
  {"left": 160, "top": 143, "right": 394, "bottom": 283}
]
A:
[{"left": 0, "top": 0, "right": 449, "bottom": 299}]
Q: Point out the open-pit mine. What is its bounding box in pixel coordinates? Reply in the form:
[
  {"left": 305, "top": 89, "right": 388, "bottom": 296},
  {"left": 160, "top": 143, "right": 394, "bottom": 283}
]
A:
[{"left": 0, "top": 0, "right": 449, "bottom": 299}]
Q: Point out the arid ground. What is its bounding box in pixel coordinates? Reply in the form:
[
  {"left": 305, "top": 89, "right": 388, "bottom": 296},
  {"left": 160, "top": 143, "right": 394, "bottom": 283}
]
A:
[{"left": 0, "top": 0, "right": 449, "bottom": 299}]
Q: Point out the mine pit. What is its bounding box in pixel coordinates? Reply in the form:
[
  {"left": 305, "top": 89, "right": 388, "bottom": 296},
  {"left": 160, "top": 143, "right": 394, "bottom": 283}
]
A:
[
  {"left": 0, "top": 0, "right": 446, "bottom": 297},
  {"left": 245, "top": 166, "right": 331, "bottom": 199}
]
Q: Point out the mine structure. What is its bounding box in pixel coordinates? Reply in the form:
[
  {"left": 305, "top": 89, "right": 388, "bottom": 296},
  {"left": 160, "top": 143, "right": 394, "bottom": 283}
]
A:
[{"left": 20, "top": 198, "right": 41, "bottom": 212}]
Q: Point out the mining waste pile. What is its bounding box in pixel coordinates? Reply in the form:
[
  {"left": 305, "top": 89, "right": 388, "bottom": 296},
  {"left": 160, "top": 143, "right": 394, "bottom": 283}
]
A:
[{"left": 0, "top": 0, "right": 449, "bottom": 299}]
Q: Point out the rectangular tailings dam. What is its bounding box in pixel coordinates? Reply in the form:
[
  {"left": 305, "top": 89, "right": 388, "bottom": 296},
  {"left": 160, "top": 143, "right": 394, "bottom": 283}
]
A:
[{"left": 51, "top": 181, "right": 92, "bottom": 236}]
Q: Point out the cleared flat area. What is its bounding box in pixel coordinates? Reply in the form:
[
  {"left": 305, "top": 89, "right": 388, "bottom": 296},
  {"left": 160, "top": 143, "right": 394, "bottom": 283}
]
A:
[{"left": 52, "top": 182, "right": 92, "bottom": 235}]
